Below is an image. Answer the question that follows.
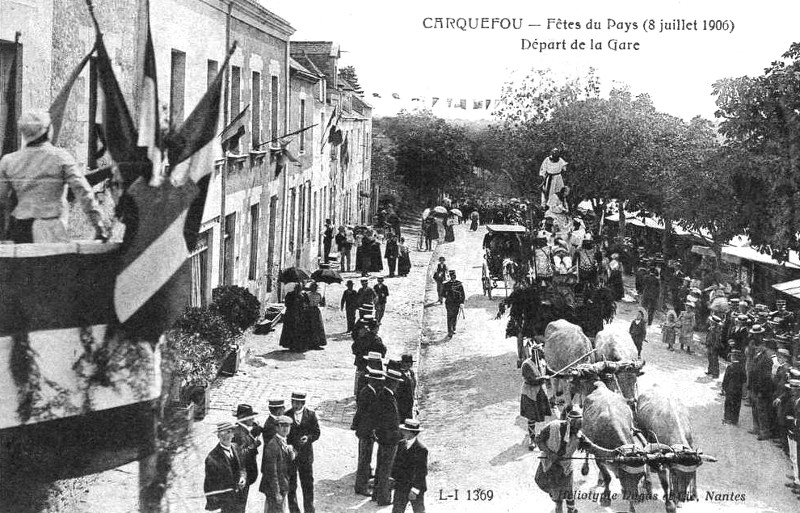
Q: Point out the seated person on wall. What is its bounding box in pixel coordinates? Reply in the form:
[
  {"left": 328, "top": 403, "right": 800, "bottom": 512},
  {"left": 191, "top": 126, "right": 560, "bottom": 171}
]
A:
[{"left": 0, "top": 110, "right": 108, "bottom": 244}]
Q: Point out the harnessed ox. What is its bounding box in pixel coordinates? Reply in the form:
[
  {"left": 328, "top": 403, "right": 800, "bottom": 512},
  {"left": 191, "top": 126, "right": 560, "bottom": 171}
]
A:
[
  {"left": 582, "top": 382, "right": 663, "bottom": 513},
  {"left": 635, "top": 386, "right": 702, "bottom": 513},
  {"left": 543, "top": 320, "right": 594, "bottom": 410}
]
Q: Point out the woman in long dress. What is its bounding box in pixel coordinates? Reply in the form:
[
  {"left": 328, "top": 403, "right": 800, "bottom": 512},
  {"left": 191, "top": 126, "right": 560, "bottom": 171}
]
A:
[
  {"left": 279, "top": 283, "right": 307, "bottom": 352},
  {"left": 397, "top": 237, "right": 412, "bottom": 277},
  {"left": 301, "top": 281, "right": 327, "bottom": 350},
  {"left": 444, "top": 215, "right": 455, "bottom": 242},
  {"left": 607, "top": 253, "right": 624, "bottom": 301}
]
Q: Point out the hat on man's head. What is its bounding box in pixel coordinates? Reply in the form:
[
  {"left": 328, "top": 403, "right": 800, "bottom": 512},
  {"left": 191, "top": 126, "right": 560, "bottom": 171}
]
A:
[
  {"left": 399, "top": 418, "right": 422, "bottom": 432},
  {"left": 386, "top": 369, "right": 403, "bottom": 382},
  {"left": 749, "top": 324, "right": 765, "bottom": 334},
  {"left": 778, "top": 348, "right": 792, "bottom": 358},
  {"left": 790, "top": 368, "right": 800, "bottom": 379},
  {"left": 448, "top": 270, "right": 456, "bottom": 277},
  {"left": 362, "top": 314, "right": 376, "bottom": 322},
  {"left": 710, "top": 315, "right": 722, "bottom": 324},
  {"left": 377, "top": 275, "right": 385, "bottom": 281},
  {"left": 737, "top": 314, "right": 750, "bottom": 322},
  {"left": 387, "top": 358, "right": 402, "bottom": 371},
  {"left": 276, "top": 415, "right": 293, "bottom": 425},
  {"left": 786, "top": 379, "right": 800, "bottom": 390},
  {"left": 18, "top": 109, "right": 51, "bottom": 142},
  {"left": 268, "top": 398, "right": 285, "bottom": 409},
  {"left": 363, "top": 351, "right": 384, "bottom": 361},
  {"left": 291, "top": 392, "right": 307, "bottom": 403},
  {"left": 234, "top": 404, "right": 257, "bottom": 418},
  {"left": 360, "top": 276, "right": 370, "bottom": 282},
  {"left": 366, "top": 368, "right": 386, "bottom": 380},
  {"left": 401, "top": 353, "right": 414, "bottom": 363},
  {"left": 216, "top": 421, "right": 236, "bottom": 433}
]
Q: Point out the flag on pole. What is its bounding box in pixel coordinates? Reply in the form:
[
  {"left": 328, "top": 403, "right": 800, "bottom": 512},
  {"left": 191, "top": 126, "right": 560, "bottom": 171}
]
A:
[
  {"left": 49, "top": 46, "right": 94, "bottom": 145},
  {"left": 319, "top": 104, "right": 339, "bottom": 150},
  {"left": 137, "top": 0, "right": 163, "bottom": 186},
  {"left": 219, "top": 104, "right": 249, "bottom": 151},
  {"left": 94, "top": 35, "right": 148, "bottom": 186}
]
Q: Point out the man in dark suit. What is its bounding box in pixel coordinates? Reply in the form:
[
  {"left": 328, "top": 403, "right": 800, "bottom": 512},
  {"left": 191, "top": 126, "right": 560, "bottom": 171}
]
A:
[
  {"left": 391, "top": 419, "right": 428, "bottom": 513},
  {"left": 374, "top": 276, "right": 390, "bottom": 323},
  {"left": 231, "top": 404, "right": 262, "bottom": 509},
  {"left": 263, "top": 398, "right": 286, "bottom": 446},
  {"left": 260, "top": 415, "right": 294, "bottom": 513},
  {"left": 352, "top": 368, "right": 384, "bottom": 496},
  {"left": 204, "top": 421, "right": 248, "bottom": 513},
  {"left": 286, "top": 392, "right": 321, "bottom": 513},
  {"left": 373, "top": 369, "right": 403, "bottom": 505},
  {"left": 442, "top": 270, "right": 465, "bottom": 337},
  {"left": 395, "top": 354, "right": 417, "bottom": 422}
]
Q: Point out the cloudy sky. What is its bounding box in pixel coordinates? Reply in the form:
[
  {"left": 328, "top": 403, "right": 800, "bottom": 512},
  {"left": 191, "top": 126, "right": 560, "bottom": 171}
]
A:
[{"left": 267, "top": 0, "right": 797, "bottom": 121}]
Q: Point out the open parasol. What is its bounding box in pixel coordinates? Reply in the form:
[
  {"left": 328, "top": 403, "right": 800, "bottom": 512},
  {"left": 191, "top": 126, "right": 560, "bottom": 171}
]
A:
[
  {"left": 422, "top": 208, "right": 431, "bottom": 219},
  {"left": 433, "top": 206, "right": 448, "bottom": 214},
  {"left": 450, "top": 208, "right": 463, "bottom": 217},
  {"left": 279, "top": 267, "right": 309, "bottom": 284},
  {"left": 311, "top": 268, "right": 342, "bottom": 284}
]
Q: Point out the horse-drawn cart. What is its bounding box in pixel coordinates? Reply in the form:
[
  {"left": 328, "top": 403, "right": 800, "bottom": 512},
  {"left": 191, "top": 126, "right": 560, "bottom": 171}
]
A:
[{"left": 481, "top": 224, "right": 528, "bottom": 298}]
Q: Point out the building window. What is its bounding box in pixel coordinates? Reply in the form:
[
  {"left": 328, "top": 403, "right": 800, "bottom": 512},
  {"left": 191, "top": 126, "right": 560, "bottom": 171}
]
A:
[
  {"left": 270, "top": 75, "right": 279, "bottom": 141},
  {"left": 248, "top": 203, "right": 259, "bottom": 280},
  {"left": 252, "top": 71, "right": 261, "bottom": 148},
  {"left": 207, "top": 60, "right": 218, "bottom": 90},
  {"left": 231, "top": 65, "right": 241, "bottom": 116},
  {"left": 299, "top": 99, "right": 306, "bottom": 153},
  {"left": 305, "top": 180, "right": 312, "bottom": 241},
  {"left": 288, "top": 188, "right": 296, "bottom": 253},
  {"left": 298, "top": 183, "right": 306, "bottom": 242},
  {"left": 190, "top": 230, "right": 212, "bottom": 307},
  {"left": 266, "top": 195, "right": 278, "bottom": 292},
  {"left": 223, "top": 213, "right": 236, "bottom": 286},
  {"left": 312, "top": 190, "right": 318, "bottom": 241},
  {"left": 170, "top": 49, "right": 186, "bottom": 127}
]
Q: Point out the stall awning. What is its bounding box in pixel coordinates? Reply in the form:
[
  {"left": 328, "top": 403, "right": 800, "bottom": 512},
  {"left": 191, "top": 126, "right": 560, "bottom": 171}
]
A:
[
  {"left": 772, "top": 279, "right": 800, "bottom": 299},
  {"left": 691, "top": 245, "right": 715, "bottom": 257}
]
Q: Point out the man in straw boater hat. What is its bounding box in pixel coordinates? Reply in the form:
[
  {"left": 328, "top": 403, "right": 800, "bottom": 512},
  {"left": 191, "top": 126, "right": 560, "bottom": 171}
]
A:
[
  {"left": 373, "top": 369, "right": 404, "bottom": 505},
  {"left": 286, "top": 392, "right": 320, "bottom": 513},
  {"left": 352, "top": 368, "right": 385, "bottom": 496},
  {"left": 357, "top": 276, "right": 376, "bottom": 307},
  {"left": 262, "top": 398, "right": 287, "bottom": 446},
  {"left": 722, "top": 348, "right": 746, "bottom": 425},
  {"left": 441, "top": 269, "right": 466, "bottom": 337},
  {"left": 749, "top": 327, "right": 777, "bottom": 440},
  {"left": 391, "top": 419, "right": 428, "bottom": 512},
  {"left": 204, "top": 421, "right": 248, "bottom": 513},
  {"left": 260, "top": 415, "right": 295, "bottom": 513},
  {"left": 0, "top": 109, "right": 108, "bottom": 243},
  {"left": 231, "top": 404, "right": 263, "bottom": 508},
  {"left": 534, "top": 407, "right": 619, "bottom": 513}
]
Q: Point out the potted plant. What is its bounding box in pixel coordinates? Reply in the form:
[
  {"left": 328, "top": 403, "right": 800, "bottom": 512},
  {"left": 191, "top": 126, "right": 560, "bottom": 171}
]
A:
[{"left": 209, "top": 285, "right": 261, "bottom": 375}]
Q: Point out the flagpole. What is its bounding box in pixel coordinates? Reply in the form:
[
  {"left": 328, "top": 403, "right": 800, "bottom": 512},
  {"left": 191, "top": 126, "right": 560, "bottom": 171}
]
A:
[
  {"left": 219, "top": 0, "right": 233, "bottom": 289},
  {"left": 83, "top": 0, "right": 102, "bottom": 35}
]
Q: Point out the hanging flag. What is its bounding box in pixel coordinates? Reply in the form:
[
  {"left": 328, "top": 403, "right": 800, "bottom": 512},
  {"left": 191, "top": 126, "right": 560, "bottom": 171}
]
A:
[
  {"left": 93, "top": 34, "right": 148, "bottom": 186},
  {"left": 473, "top": 100, "right": 482, "bottom": 109},
  {"left": 485, "top": 99, "right": 492, "bottom": 109},
  {"left": 459, "top": 99, "right": 467, "bottom": 109},
  {"left": 137, "top": 0, "right": 163, "bottom": 186},
  {"left": 431, "top": 97, "right": 439, "bottom": 107},
  {"left": 49, "top": 45, "right": 94, "bottom": 145},
  {"left": 411, "top": 98, "right": 419, "bottom": 102},
  {"left": 392, "top": 93, "right": 400, "bottom": 99},
  {"left": 219, "top": 104, "right": 249, "bottom": 151},
  {"left": 372, "top": 92, "right": 381, "bottom": 98},
  {"left": 1, "top": 32, "right": 21, "bottom": 156},
  {"left": 319, "top": 104, "right": 339, "bottom": 150}
]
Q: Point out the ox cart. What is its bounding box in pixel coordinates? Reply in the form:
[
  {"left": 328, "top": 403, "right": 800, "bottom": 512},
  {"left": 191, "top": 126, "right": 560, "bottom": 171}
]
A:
[{"left": 481, "top": 224, "right": 528, "bottom": 298}]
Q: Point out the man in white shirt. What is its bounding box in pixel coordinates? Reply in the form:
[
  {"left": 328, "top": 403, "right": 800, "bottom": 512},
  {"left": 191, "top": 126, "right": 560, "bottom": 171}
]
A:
[{"left": 539, "top": 147, "right": 567, "bottom": 207}]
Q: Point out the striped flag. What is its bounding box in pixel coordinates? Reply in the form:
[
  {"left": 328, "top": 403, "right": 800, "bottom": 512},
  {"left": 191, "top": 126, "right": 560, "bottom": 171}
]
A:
[
  {"left": 1, "top": 32, "right": 21, "bottom": 156},
  {"left": 137, "top": 0, "right": 163, "bottom": 186}
]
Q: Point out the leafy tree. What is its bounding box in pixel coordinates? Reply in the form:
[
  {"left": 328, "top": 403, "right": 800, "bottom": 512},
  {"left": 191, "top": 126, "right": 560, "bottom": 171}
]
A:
[
  {"left": 384, "top": 110, "right": 474, "bottom": 202},
  {"left": 339, "top": 65, "right": 363, "bottom": 95},
  {"left": 713, "top": 42, "right": 800, "bottom": 260}
]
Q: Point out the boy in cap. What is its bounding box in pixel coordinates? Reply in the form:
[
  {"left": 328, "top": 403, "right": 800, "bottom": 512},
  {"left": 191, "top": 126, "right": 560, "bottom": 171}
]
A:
[
  {"left": 286, "top": 392, "right": 320, "bottom": 513},
  {"left": 260, "top": 416, "right": 295, "bottom": 513},
  {"left": 341, "top": 280, "right": 360, "bottom": 333},
  {"left": 352, "top": 368, "right": 385, "bottom": 496},
  {"left": 373, "top": 369, "right": 403, "bottom": 505},
  {"left": 232, "top": 404, "right": 263, "bottom": 505},
  {"left": 0, "top": 109, "right": 108, "bottom": 242},
  {"left": 391, "top": 419, "right": 428, "bottom": 513},
  {"left": 205, "top": 422, "right": 248, "bottom": 513},
  {"left": 722, "top": 349, "right": 746, "bottom": 425},
  {"left": 433, "top": 257, "right": 448, "bottom": 304}
]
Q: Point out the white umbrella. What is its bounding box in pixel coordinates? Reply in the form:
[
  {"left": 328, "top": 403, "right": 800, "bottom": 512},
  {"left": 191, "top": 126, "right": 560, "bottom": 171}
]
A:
[
  {"left": 450, "top": 208, "right": 463, "bottom": 217},
  {"left": 433, "top": 206, "right": 448, "bottom": 214},
  {"left": 422, "top": 208, "right": 431, "bottom": 219}
]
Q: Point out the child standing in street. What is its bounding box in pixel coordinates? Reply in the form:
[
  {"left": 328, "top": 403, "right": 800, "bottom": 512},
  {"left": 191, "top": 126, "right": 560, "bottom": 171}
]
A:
[{"left": 629, "top": 309, "right": 647, "bottom": 359}]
